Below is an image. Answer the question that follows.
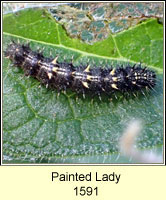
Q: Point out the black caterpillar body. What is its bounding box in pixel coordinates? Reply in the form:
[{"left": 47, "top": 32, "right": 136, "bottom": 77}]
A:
[{"left": 5, "top": 42, "right": 156, "bottom": 97}]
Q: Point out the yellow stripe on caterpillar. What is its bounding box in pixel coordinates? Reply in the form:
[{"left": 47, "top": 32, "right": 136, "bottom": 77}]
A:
[
  {"left": 110, "top": 68, "right": 116, "bottom": 75},
  {"left": 111, "top": 83, "right": 118, "bottom": 89},
  {"left": 82, "top": 81, "right": 89, "bottom": 88},
  {"left": 84, "top": 65, "right": 90, "bottom": 73}
]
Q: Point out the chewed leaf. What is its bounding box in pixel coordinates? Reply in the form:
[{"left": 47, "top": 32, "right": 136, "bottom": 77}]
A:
[{"left": 49, "top": 3, "right": 163, "bottom": 44}]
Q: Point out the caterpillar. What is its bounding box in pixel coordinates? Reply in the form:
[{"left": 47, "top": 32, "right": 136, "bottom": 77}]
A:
[{"left": 4, "top": 41, "right": 156, "bottom": 98}]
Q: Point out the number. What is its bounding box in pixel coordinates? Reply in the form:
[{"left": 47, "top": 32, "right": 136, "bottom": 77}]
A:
[
  {"left": 80, "top": 186, "right": 86, "bottom": 196},
  {"left": 74, "top": 186, "right": 98, "bottom": 196},
  {"left": 94, "top": 187, "right": 98, "bottom": 196},
  {"left": 74, "top": 187, "right": 78, "bottom": 196},
  {"left": 86, "top": 187, "right": 93, "bottom": 196}
]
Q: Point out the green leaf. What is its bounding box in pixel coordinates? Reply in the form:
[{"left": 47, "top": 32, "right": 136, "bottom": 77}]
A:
[{"left": 3, "top": 8, "right": 163, "bottom": 163}]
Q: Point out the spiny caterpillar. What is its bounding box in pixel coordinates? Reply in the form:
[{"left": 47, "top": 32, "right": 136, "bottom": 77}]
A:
[{"left": 4, "top": 41, "right": 156, "bottom": 98}]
